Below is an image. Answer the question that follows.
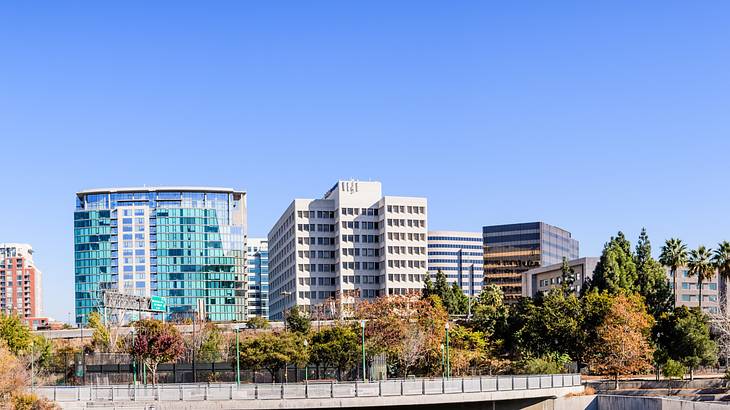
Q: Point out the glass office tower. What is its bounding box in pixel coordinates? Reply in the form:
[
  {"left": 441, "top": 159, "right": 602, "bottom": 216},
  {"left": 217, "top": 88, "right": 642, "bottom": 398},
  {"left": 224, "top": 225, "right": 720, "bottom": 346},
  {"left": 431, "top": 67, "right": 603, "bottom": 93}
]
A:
[
  {"left": 483, "top": 222, "right": 578, "bottom": 302},
  {"left": 74, "top": 187, "right": 247, "bottom": 324}
]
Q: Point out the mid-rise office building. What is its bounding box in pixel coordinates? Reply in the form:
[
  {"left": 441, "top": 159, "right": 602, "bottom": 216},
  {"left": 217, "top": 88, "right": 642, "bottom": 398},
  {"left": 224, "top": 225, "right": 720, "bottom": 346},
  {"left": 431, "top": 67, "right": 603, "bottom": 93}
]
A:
[
  {"left": 0, "top": 243, "right": 43, "bottom": 324},
  {"left": 669, "top": 267, "right": 720, "bottom": 314},
  {"left": 268, "top": 180, "right": 427, "bottom": 320},
  {"left": 246, "top": 238, "right": 269, "bottom": 318},
  {"left": 427, "top": 231, "right": 484, "bottom": 296},
  {"left": 522, "top": 257, "right": 598, "bottom": 297},
  {"left": 74, "top": 187, "right": 247, "bottom": 324},
  {"left": 483, "top": 222, "right": 579, "bottom": 301}
]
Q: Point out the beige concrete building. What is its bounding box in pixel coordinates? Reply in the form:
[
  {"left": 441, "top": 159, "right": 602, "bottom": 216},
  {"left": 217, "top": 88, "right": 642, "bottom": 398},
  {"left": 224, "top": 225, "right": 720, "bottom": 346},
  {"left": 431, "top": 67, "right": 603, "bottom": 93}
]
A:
[
  {"left": 522, "top": 257, "right": 598, "bottom": 297},
  {"left": 268, "top": 180, "right": 428, "bottom": 320},
  {"left": 669, "top": 267, "right": 721, "bottom": 314}
]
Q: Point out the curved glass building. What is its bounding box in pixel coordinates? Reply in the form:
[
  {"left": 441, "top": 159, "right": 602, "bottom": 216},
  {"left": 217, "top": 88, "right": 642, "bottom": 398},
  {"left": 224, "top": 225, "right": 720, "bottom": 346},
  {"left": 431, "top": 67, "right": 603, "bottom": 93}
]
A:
[{"left": 74, "top": 187, "right": 247, "bottom": 324}]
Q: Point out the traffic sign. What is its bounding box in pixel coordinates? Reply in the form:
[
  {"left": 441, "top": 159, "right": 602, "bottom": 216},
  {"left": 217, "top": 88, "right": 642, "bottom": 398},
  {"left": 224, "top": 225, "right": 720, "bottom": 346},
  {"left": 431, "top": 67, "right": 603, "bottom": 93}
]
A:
[{"left": 150, "top": 296, "right": 166, "bottom": 312}]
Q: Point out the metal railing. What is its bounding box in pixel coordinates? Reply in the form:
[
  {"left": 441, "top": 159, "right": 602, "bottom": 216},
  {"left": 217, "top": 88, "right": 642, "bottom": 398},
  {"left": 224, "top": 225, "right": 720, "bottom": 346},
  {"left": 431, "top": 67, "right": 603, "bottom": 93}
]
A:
[{"left": 36, "top": 374, "right": 581, "bottom": 402}]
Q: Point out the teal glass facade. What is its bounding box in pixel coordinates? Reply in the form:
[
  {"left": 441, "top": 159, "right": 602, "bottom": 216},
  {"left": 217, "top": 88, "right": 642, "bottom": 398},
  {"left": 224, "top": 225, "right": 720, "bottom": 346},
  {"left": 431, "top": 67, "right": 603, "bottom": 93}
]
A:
[{"left": 74, "top": 188, "right": 247, "bottom": 324}]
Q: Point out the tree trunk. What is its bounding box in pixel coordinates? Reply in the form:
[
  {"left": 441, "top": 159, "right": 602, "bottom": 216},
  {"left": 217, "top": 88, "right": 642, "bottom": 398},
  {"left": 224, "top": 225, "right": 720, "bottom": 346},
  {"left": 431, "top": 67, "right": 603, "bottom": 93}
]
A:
[
  {"left": 699, "top": 278, "right": 704, "bottom": 310},
  {"left": 673, "top": 267, "right": 678, "bottom": 306},
  {"left": 151, "top": 362, "right": 158, "bottom": 385}
]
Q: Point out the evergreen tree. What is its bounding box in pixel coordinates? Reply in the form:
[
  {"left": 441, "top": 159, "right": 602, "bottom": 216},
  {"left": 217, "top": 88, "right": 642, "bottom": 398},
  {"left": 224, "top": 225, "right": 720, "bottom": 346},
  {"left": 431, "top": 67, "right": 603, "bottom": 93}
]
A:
[
  {"left": 450, "top": 282, "right": 468, "bottom": 315},
  {"left": 590, "top": 232, "right": 638, "bottom": 293},
  {"left": 634, "top": 228, "right": 674, "bottom": 318},
  {"left": 422, "top": 274, "right": 435, "bottom": 299},
  {"left": 560, "top": 257, "right": 576, "bottom": 296},
  {"left": 655, "top": 307, "right": 716, "bottom": 380}
]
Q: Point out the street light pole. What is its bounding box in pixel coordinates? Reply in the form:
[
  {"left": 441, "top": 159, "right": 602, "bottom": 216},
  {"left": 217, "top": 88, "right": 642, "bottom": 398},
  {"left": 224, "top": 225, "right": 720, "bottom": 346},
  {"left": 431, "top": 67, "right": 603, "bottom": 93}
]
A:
[
  {"left": 303, "top": 339, "right": 309, "bottom": 383},
  {"left": 360, "top": 320, "right": 366, "bottom": 382},
  {"left": 445, "top": 322, "right": 450, "bottom": 379},
  {"left": 235, "top": 327, "right": 241, "bottom": 385},
  {"left": 440, "top": 344, "right": 445, "bottom": 377}
]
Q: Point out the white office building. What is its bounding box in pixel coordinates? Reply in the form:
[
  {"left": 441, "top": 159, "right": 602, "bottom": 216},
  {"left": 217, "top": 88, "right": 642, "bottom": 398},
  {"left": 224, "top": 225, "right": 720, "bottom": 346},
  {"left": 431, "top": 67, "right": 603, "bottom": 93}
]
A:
[{"left": 268, "top": 180, "right": 428, "bottom": 320}]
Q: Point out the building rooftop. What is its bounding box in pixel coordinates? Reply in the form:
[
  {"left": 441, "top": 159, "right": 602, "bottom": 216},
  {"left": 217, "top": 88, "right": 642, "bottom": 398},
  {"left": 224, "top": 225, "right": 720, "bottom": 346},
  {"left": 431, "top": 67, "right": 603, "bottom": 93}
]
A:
[{"left": 77, "top": 186, "right": 245, "bottom": 196}]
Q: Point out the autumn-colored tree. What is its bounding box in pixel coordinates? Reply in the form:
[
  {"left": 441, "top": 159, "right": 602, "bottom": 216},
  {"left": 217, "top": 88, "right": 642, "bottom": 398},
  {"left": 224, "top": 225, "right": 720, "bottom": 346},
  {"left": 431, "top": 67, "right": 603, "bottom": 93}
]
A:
[
  {"left": 0, "top": 345, "right": 26, "bottom": 404},
  {"left": 587, "top": 293, "right": 654, "bottom": 388},
  {"left": 357, "top": 294, "right": 448, "bottom": 377},
  {"left": 126, "top": 319, "right": 185, "bottom": 384},
  {"left": 87, "top": 311, "right": 111, "bottom": 352}
]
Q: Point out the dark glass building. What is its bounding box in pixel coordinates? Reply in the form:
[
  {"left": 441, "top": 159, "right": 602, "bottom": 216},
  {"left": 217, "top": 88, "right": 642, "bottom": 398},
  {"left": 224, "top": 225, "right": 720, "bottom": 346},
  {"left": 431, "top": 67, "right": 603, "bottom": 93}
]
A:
[{"left": 483, "top": 222, "right": 578, "bottom": 301}]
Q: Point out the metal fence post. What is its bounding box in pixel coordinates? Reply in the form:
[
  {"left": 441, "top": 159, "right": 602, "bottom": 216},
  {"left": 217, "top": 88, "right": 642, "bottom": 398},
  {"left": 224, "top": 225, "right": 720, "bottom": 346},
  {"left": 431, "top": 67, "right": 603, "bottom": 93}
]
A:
[
  {"left": 157, "top": 385, "right": 161, "bottom": 401},
  {"left": 378, "top": 380, "right": 382, "bottom": 397},
  {"left": 422, "top": 378, "right": 426, "bottom": 395},
  {"left": 355, "top": 381, "right": 359, "bottom": 397},
  {"left": 305, "top": 380, "right": 308, "bottom": 398},
  {"left": 133, "top": 385, "right": 137, "bottom": 401},
  {"left": 330, "top": 381, "right": 334, "bottom": 398},
  {"left": 230, "top": 384, "right": 234, "bottom": 400},
  {"left": 442, "top": 377, "right": 445, "bottom": 394},
  {"left": 281, "top": 383, "right": 285, "bottom": 399},
  {"left": 461, "top": 377, "right": 464, "bottom": 393},
  {"left": 205, "top": 385, "right": 209, "bottom": 400},
  {"left": 254, "top": 384, "right": 259, "bottom": 399},
  {"left": 179, "top": 385, "right": 184, "bottom": 401},
  {"left": 400, "top": 380, "right": 403, "bottom": 396},
  {"left": 480, "top": 376, "right": 483, "bottom": 392}
]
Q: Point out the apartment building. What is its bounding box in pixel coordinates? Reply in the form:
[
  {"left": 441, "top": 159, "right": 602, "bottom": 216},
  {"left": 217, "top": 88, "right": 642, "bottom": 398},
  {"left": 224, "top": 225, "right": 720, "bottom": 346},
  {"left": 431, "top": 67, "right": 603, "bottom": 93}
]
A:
[
  {"left": 522, "top": 257, "right": 598, "bottom": 297},
  {"left": 0, "top": 243, "right": 44, "bottom": 324},
  {"left": 246, "top": 238, "right": 269, "bottom": 318}
]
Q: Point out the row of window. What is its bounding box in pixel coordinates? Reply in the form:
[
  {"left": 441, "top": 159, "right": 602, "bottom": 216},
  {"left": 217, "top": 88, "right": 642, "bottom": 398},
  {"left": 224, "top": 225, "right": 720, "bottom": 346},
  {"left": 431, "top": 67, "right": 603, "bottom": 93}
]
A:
[
  {"left": 388, "top": 246, "right": 426, "bottom": 255},
  {"left": 341, "top": 207, "right": 380, "bottom": 216},
  {"left": 386, "top": 219, "right": 426, "bottom": 228},
  {"left": 387, "top": 260, "right": 426, "bottom": 269},
  {"left": 297, "top": 210, "right": 336, "bottom": 219},
  {"left": 298, "top": 237, "right": 337, "bottom": 245},
  {"left": 386, "top": 205, "right": 425, "bottom": 214},
  {"left": 341, "top": 221, "right": 379, "bottom": 230},
  {"left": 297, "top": 224, "right": 336, "bottom": 232},
  {"left": 387, "top": 232, "right": 426, "bottom": 241}
]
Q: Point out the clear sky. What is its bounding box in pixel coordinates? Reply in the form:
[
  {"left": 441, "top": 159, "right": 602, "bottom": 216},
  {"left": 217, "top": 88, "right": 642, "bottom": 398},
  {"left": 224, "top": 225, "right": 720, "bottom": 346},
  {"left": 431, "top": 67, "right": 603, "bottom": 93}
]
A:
[{"left": 1, "top": 2, "right": 729, "bottom": 322}]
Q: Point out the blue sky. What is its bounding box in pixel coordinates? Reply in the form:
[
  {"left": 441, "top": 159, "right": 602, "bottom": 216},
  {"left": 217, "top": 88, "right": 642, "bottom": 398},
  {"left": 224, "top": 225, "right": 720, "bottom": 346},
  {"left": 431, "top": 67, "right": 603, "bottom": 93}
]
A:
[{"left": 1, "top": 2, "right": 729, "bottom": 321}]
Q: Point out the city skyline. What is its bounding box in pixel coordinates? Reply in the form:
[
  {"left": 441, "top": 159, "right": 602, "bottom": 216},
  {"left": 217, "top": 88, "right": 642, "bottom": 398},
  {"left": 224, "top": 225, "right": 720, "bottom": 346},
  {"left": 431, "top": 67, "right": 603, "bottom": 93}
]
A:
[{"left": 2, "top": 2, "right": 730, "bottom": 322}]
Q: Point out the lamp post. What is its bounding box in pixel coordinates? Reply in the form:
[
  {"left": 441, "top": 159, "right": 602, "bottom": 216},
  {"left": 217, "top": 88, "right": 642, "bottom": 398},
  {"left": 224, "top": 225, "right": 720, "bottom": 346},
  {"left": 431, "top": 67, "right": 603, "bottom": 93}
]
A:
[
  {"left": 235, "top": 327, "right": 241, "bottom": 386},
  {"left": 280, "top": 291, "right": 292, "bottom": 331},
  {"left": 303, "top": 339, "right": 309, "bottom": 383},
  {"left": 360, "top": 320, "right": 366, "bottom": 382},
  {"left": 440, "top": 343, "right": 445, "bottom": 377},
  {"left": 445, "top": 322, "right": 450, "bottom": 379},
  {"left": 131, "top": 327, "right": 137, "bottom": 386}
]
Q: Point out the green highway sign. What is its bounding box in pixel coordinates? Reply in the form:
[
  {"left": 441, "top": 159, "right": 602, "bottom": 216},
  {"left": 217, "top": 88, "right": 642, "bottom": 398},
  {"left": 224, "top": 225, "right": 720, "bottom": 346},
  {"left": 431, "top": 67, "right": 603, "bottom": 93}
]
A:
[{"left": 151, "top": 296, "right": 166, "bottom": 312}]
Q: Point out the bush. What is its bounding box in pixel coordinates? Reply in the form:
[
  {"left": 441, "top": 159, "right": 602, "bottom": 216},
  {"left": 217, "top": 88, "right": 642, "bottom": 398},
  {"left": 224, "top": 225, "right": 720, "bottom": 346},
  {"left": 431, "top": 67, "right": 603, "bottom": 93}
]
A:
[
  {"left": 11, "top": 393, "right": 56, "bottom": 410},
  {"left": 516, "top": 353, "right": 571, "bottom": 375}
]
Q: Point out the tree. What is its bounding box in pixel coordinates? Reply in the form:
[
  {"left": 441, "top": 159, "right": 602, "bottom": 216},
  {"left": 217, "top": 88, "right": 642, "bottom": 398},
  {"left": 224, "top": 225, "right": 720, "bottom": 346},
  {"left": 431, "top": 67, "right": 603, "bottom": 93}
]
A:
[
  {"left": 713, "top": 241, "right": 730, "bottom": 313},
  {"left": 662, "top": 359, "right": 686, "bottom": 395},
  {"left": 634, "top": 229, "right": 674, "bottom": 318},
  {"left": 286, "top": 306, "right": 311, "bottom": 334},
  {"left": 433, "top": 270, "right": 460, "bottom": 314},
  {"left": 560, "top": 257, "right": 576, "bottom": 296},
  {"left": 422, "top": 275, "right": 435, "bottom": 299},
  {"left": 88, "top": 311, "right": 111, "bottom": 352},
  {"left": 197, "top": 323, "right": 224, "bottom": 362},
  {"left": 310, "top": 324, "right": 359, "bottom": 380},
  {"left": 586, "top": 293, "right": 654, "bottom": 389},
  {"left": 0, "top": 314, "right": 32, "bottom": 356},
  {"left": 235, "top": 331, "right": 308, "bottom": 382},
  {"left": 516, "top": 353, "right": 571, "bottom": 375},
  {"left": 450, "top": 282, "right": 469, "bottom": 315},
  {"left": 357, "top": 294, "right": 448, "bottom": 377},
  {"left": 0, "top": 345, "right": 26, "bottom": 404},
  {"left": 655, "top": 307, "right": 716, "bottom": 380},
  {"left": 659, "top": 238, "right": 688, "bottom": 304},
  {"left": 127, "top": 319, "right": 185, "bottom": 384},
  {"left": 471, "top": 285, "right": 509, "bottom": 340},
  {"left": 590, "top": 232, "right": 638, "bottom": 294},
  {"left": 245, "top": 316, "right": 270, "bottom": 329},
  {"left": 687, "top": 246, "right": 715, "bottom": 310}
]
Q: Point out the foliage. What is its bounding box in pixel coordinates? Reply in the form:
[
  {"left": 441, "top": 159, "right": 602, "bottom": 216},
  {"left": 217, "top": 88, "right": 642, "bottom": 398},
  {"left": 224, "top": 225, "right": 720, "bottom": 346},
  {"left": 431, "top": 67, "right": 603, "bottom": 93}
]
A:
[
  {"left": 713, "top": 241, "right": 730, "bottom": 311},
  {"left": 126, "top": 319, "right": 185, "bottom": 384},
  {"left": 197, "top": 323, "right": 224, "bottom": 363},
  {"left": 310, "top": 324, "right": 360, "bottom": 379},
  {"left": 286, "top": 306, "right": 311, "bottom": 334},
  {"left": 448, "top": 325, "right": 505, "bottom": 376},
  {"left": 560, "top": 257, "right": 576, "bottom": 296},
  {"left": 471, "top": 284, "right": 509, "bottom": 340},
  {"left": 634, "top": 229, "right": 674, "bottom": 318},
  {"left": 512, "top": 289, "right": 582, "bottom": 361},
  {"left": 245, "top": 316, "right": 270, "bottom": 329},
  {"left": 87, "top": 311, "right": 111, "bottom": 352},
  {"left": 0, "top": 315, "right": 32, "bottom": 356},
  {"left": 586, "top": 293, "right": 654, "bottom": 385},
  {"left": 0, "top": 345, "right": 26, "bottom": 403},
  {"left": 358, "top": 294, "right": 448, "bottom": 377},
  {"left": 655, "top": 306, "right": 716, "bottom": 379},
  {"left": 234, "top": 331, "right": 308, "bottom": 382},
  {"left": 659, "top": 238, "right": 688, "bottom": 302},
  {"left": 662, "top": 358, "right": 685, "bottom": 380},
  {"left": 426, "top": 270, "right": 467, "bottom": 315},
  {"left": 11, "top": 393, "right": 57, "bottom": 410},
  {"left": 516, "top": 353, "right": 571, "bottom": 375},
  {"left": 589, "top": 232, "right": 638, "bottom": 294},
  {"left": 687, "top": 246, "right": 715, "bottom": 310}
]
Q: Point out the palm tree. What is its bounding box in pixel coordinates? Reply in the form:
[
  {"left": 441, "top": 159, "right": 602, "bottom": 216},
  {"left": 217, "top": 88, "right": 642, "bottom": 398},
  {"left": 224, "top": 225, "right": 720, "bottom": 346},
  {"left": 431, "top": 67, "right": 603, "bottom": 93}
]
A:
[
  {"left": 659, "top": 238, "right": 688, "bottom": 304},
  {"left": 712, "top": 241, "right": 730, "bottom": 313},
  {"left": 687, "top": 246, "right": 715, "bottom": 310}
]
